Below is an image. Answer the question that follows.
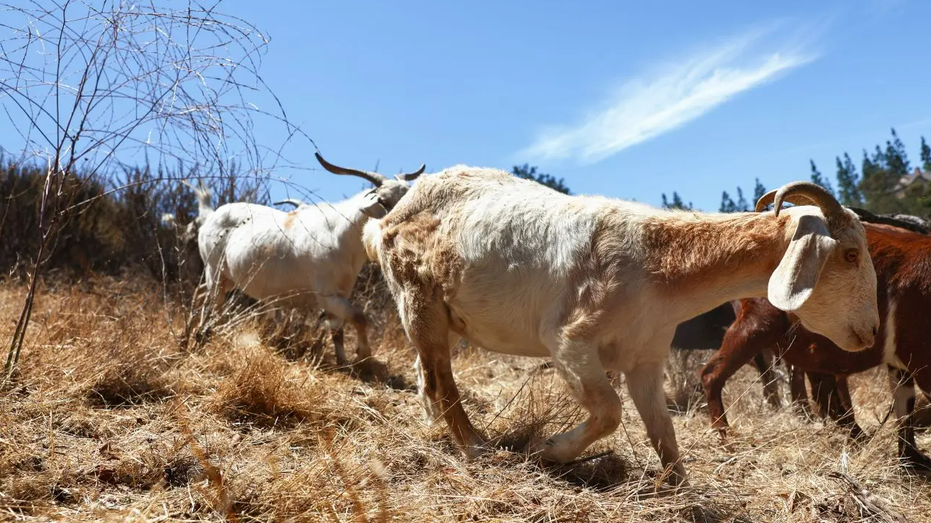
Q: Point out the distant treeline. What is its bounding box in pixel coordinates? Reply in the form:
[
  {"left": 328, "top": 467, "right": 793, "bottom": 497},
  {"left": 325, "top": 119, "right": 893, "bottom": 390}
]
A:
[
  {"left": 11, "top": 127, "right": 925, "bottom": 283},
  {"left": 0, "top": 157, "right": 570, "bottom": 283},
  {"left": 662, "top": 127, "right": 931, "bottom": 216},
  {"left": 0, "top": 157, "right": 267, "bottom": 282}
]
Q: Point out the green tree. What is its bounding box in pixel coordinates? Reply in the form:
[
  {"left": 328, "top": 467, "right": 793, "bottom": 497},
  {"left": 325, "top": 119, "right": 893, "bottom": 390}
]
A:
[
  {"left": 885, "top": 128, "right": 910, "bottom": 176},
  {"left": 859, "top": 147, "right": 902, "bottom": 213},
  {"left": 734, "top": 187, "right": 749, "bottom": 212},
  {"left": 720, "top": 190, "right": 737, "bottom": 213},
  {"left": 753, "top": 178, "right": 766, "bottom": 205},
  {"left": 511, "top": 164, "right": 570, "bottom": 194},
  {"left": 873, "top": 145, "right": 887, "bottom": 166},
  {"left": 809, "top": 160, "right": 835, "bottom": 196},
  {"left": 835, "top": 153, "right": 863, "bottom": 206},
  {"left": 662, "top": 191, "right": 691, "bottom": 210},
  {"left": 921, "top": 136, "right": 931, "bottom": 172}
]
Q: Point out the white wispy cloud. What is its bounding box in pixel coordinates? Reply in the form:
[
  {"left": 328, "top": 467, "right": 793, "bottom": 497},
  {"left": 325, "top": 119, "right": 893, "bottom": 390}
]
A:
[{"left": 518, "top": 25, "right": 819, "bottom": 164}]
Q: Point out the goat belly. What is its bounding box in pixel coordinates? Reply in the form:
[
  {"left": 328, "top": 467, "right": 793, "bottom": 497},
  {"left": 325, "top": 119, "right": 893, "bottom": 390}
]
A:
[{"left": 445, "top": 295, "right": 551, "bottom": 357}]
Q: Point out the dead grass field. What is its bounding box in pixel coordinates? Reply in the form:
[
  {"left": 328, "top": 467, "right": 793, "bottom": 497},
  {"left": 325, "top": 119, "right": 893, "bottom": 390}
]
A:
[{"left": 1, "top": 277, "right": 930, "bottom": 522}]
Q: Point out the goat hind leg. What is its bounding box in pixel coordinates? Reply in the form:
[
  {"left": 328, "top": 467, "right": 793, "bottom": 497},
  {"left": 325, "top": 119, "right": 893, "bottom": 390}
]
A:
[
  {"left": 321, "top": 296, "right": 371, "bottom": 363},
  {"left": 531, "top": 338, "right": 622, "bottom": 465},
  {"left": 323, "top": 312, "right": 348, "bottom": 366},
  {"left": 196, "top": 268, "right": 231, "bottom": 334},
  {"left": 401, "top": 294, "right": 484, "bottom": 455}
]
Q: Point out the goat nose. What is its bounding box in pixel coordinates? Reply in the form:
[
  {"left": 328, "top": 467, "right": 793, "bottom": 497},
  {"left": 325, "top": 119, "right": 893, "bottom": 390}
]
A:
[{"left": 872, "top": 326, "right": 879, "bottom": 337}]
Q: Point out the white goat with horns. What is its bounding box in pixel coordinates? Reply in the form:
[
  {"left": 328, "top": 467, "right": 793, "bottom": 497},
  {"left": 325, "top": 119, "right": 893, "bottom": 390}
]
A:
[
  {"left": 362, "top": 167, "right": 879, "bottom": 486},
  {"left": 188, "top": 152, "right": 424, "bottom": 365}
]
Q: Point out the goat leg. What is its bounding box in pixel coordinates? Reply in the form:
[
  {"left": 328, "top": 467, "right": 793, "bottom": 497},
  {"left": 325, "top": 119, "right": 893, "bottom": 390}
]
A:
[{"left": 890, "top": 367, "right": 931, "bottom": 470}]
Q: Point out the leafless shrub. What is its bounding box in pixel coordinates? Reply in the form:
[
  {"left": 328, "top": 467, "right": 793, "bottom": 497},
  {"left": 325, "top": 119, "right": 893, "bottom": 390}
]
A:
[{"left": 0, "top": 0, "right": 305, "bottom": 383}]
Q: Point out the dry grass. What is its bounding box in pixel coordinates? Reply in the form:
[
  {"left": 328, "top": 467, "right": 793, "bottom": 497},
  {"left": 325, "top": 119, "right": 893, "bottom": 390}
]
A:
[{"left": 1, "top": 277, "right": 930, "bottom": 522}]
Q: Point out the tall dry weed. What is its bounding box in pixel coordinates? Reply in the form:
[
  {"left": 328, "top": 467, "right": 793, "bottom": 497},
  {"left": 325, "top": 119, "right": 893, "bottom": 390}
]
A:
[{"left": 1, "top": 278, "right": 929, "bottom": 522}]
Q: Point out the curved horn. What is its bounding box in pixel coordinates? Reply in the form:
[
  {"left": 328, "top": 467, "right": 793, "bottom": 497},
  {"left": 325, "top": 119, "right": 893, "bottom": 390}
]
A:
[
  {"left": 755, "top": 182, "right": 845, "bottom": 223},
  {"left": 315, "top": 152, "right": 387, "bottom": 186},
  {"left": 396, "top": 164, "right": 426, "bottom": 182},
  {"left": 755, "top": 190, "right": 777, "bottom": 213},
  {"left": 274, "top": 198, "right": 306, "bottom": 208}
]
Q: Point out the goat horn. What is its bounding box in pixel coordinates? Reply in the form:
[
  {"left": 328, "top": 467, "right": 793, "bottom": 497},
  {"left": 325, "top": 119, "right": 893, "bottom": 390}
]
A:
[
  {"left": 274, "top": 198, "right": 306, "bottom": 208},
  {"left": 315, "top": 152, "right": 387, "bottom": 186},
  {"left": 396, "top": 164, "right": 426, "bottom": 182},
  {"left": 849, "top": 207, "right": 930, "bottom": 235},
  {"left": 755, "top": 182, "right": 845, "bottom": 223}
]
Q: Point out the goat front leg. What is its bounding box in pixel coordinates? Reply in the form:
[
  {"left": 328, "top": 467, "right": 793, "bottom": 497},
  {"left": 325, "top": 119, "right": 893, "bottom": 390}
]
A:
[
  {"left": 807, "top": 373, "right": 863, "bottom": 440},
  {"left": 700, "top": 324, "right": 773, "bottom": 438},
  {"left": 891, "top": 367, "right": 931, "bottom": 470},
  {"left": 789, "top": 364, "right": 812, "bottom": 416},
  {"left": 530, "top": 337, "right": 622, "bottom": 465},
  {"left": 753, "top": 349, "right": 782, "bottom": 408},
  {"left": 834, "top": 375, "right": 864, "bottom": 440},
  {"left": 627, "top": 360, "right": 687, "bottom": 486}
]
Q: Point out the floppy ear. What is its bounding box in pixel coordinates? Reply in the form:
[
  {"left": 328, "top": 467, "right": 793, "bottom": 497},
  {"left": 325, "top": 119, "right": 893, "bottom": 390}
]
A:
[
  {"left": 359, "top": 192, "right": 389, "bottom": 219},
  {"left": 768, "top": 215, "right": 838, "bottom": 311}
]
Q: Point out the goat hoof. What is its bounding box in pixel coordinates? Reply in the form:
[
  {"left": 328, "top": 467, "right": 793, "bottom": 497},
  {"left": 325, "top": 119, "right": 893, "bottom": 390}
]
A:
[
  {"left": 528, "top": 438, "right": 574, "bottom": 464},
  {"left": 849, "top": 426, "right": 868, "bottom": 444},
  {"left": 464, "top": 442, "right": 490, "bottom": 460},
  {"left": 715, "top": 428, "right": 732, "bottom": 448},
  {"left": 900, "top": 449, "right": 931, "bottom": 471},
  {"left": 353, "top": 358, "right": 387, "bottom": 381},
  {"left": 660, "top": 467, "right": 689, "bottom": 488}
]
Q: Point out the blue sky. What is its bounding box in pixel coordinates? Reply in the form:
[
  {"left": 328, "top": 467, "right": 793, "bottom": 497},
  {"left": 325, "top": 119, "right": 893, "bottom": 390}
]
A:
[{"left": 5, "top": 0, "right": 931, "bottom": 211}]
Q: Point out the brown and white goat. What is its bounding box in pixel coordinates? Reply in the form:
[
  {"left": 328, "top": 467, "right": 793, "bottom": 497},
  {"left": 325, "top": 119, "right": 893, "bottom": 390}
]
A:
[
  {"left": 701, "top": 221, "right": 931, "bottom": 470},
  {"left": 361, "top": 165, "right": 879, "bottom": 486}
]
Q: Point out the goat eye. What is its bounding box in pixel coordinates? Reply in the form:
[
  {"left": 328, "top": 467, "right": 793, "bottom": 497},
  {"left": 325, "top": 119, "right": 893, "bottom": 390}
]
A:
[{"left": 845, "top": 249, "right": 858, "bottom": 263}]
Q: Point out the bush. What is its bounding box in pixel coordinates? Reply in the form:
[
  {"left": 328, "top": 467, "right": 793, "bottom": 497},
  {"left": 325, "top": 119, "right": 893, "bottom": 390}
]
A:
[{"left": 0, "top": 157, "right": 267, "bottom": 286}]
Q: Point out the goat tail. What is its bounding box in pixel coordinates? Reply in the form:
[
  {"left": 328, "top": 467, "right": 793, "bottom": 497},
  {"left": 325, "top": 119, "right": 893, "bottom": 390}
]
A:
[
  {"left": 182, "top": 180, "right": 214, "bottom": 219},
  {"left": 362, "top": 219, "right": 383, "bottom": 263}
]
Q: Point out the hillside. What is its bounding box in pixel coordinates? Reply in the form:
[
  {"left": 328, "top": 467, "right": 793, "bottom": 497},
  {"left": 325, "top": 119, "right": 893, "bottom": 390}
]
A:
[{"left": 1, "top": 277, "right": 929, "bottom": 522}]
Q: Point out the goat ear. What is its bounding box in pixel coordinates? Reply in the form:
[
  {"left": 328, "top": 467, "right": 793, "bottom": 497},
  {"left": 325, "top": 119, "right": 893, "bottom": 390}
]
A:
[
  {"left": 359, "top": 194, "right": 389, "bottom": 219},
  {"left": 768, "top": 215, "right": 837, "bottom": 311}
]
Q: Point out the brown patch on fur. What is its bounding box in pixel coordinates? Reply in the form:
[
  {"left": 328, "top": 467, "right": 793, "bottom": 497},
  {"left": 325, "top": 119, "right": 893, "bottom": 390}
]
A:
[
  {"left": 282, "top": 211, "right": 299, "bottom": 231},
  {"left": 380, "top": 211, "right": 463, "bottom": 297},
  {"left": 641, "top": 212, "right": 789, "bottom": 292}
]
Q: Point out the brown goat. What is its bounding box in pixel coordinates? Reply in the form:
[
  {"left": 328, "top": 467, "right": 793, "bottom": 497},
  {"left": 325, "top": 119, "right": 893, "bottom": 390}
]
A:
[{"left": 700, "top": 222, "right": 931, "bottom": 470}]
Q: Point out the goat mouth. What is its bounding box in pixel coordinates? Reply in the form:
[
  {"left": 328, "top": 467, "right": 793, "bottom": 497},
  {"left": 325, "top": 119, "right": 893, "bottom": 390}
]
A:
[{"left": 850, "top": 330, "right": 874, "bottom": 351}]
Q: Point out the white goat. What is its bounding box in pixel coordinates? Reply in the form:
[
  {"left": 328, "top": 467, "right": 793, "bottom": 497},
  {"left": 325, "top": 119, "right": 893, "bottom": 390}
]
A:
[
  {"left": 190, "top": 153, "right": 424, "bottom": 365},
  {"left": 362, "top": 167, "right": 879, "bottom": 486}
]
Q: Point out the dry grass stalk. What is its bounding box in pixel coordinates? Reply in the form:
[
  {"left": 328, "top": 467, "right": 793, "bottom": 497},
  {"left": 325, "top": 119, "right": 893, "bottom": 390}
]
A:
[{"left": 0, "top": 277, "right": 929, "bottom": 521}]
